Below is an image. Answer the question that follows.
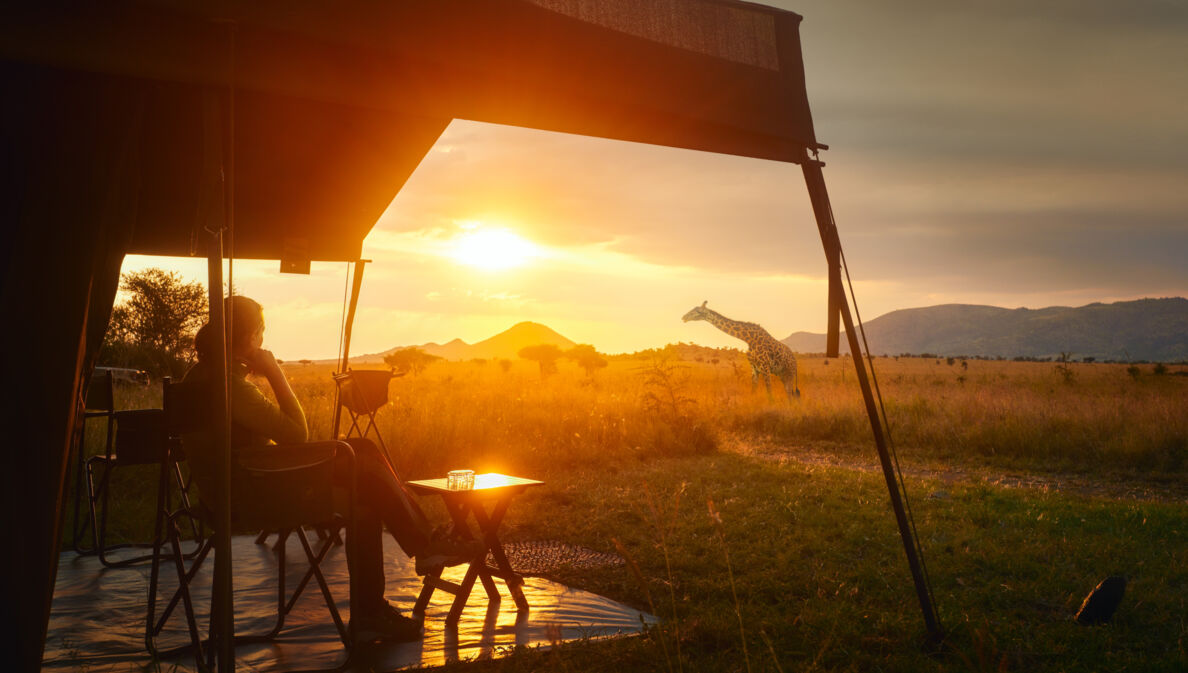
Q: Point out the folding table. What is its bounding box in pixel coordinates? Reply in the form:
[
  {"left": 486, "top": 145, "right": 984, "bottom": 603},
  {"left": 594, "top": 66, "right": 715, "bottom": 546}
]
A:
[{"left": 407, "top": 473, "right": 543, "bottom": 623}]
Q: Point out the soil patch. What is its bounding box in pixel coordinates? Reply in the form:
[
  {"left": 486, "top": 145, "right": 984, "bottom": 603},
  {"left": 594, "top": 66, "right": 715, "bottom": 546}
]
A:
[{"left": 722, "top": 435, "right": 1188, "bottom": 504}]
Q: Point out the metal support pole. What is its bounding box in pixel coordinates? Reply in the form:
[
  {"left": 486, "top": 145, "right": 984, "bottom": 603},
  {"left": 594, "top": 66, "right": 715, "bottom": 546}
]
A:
[
  {"left": 332, "top": 259, "right": 368, "bottom": 440},
  {"left": 801, "top": 154, "right": 943, "bottom": 642},
  {"left": 205, "top": 231, "right": 235, "bottom": 671}
]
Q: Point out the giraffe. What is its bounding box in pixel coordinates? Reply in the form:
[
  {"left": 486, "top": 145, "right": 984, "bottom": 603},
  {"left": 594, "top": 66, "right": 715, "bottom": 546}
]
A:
[{"left": 682, "top": 301, "right": 801, "bottom": 400}]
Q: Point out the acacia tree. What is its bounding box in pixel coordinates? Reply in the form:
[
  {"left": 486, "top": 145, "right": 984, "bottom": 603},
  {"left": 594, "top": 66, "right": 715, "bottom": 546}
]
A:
[
  {"left": 565, "top": 343, "right": 608, "bottom": 376},
  {"left": 102, "top": 268, "right": 207, "bottom": 376},
  {"left": 519, "top": 344, "right": 563, "bottom": 378},
  {"left": 384, "top": 347, "right": 441, "bottom": 376}
]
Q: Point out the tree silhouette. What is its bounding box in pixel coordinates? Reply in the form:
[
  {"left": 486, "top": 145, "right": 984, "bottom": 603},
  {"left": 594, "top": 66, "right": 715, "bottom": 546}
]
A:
[
  {"left": 384, "top": 347, "right": 441, "bottom": 376},
  {"left": 565, "top": 343, "right": 608, "bottom": 376},
  {"left": 518, "top": 344, "right": 562, "bottom": 378},
  {"left": 102, "top": 268, "right": 207, "bottom": 376}
]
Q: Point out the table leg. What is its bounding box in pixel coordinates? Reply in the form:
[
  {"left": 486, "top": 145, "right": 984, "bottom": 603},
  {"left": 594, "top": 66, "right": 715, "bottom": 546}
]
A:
[
  {"left": 414, "top": 489, "right": 534, "bottom": 620},
  {"left": 473, "top": 497, "right": 529, "bottom": 612}
]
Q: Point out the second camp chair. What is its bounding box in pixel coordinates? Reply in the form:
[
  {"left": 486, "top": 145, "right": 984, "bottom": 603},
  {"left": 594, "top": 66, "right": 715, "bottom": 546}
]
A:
[
  {"left": 70, "top": 369, "right": 115, "bottom": 555},
  {"left": 84, "top": 402, "right": 199, "bottom": 568},
  {"left": 147, "top": 377, "right": 358, "bottom": 671}
]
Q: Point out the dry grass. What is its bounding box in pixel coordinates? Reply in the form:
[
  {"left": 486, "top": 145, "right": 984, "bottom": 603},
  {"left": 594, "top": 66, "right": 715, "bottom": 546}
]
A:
[{"left": 273, "top": 354, "right": 1187, "bottom": 480}]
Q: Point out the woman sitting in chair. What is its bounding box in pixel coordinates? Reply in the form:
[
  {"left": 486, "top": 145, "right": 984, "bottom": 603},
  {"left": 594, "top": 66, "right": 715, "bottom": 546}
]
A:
[{"left": 186, "top": 295, "right": 480, "bottom": 642}]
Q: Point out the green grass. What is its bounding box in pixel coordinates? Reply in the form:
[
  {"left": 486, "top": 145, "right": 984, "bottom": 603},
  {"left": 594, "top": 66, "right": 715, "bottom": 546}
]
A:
[
  {"left": 461, "top": 452, "right": 1186, "bottom": 672},
  {"left": 58, "top": 362, "right": 1188, "bottom": 671}
]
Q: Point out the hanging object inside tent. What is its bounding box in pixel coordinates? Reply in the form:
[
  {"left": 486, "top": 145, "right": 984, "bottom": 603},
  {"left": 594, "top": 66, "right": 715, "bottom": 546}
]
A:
[{"left": 280, "top": 237, "right": 311, "bottom": 274}]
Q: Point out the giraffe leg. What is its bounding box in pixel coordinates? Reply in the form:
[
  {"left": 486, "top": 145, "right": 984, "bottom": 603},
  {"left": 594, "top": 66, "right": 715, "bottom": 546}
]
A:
[
  {"left": 763, "top": 373, "right": 773, "bottom": 400},
  {"left": 751, "top": 367, "right": 760, "bottom": 394}
]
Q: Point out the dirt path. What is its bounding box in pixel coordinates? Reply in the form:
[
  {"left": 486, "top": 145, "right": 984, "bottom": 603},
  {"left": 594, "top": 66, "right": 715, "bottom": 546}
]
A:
[{"left": 722, "top": 435, "right": 1188, "bottom": 504}]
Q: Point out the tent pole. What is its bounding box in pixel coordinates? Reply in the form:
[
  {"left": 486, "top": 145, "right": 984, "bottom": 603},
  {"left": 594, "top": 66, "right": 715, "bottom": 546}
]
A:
[
  {"left": 210, "top": 20, "right": 237, "bottom": 669},
  {"left": 205, "top": 230, "right": 235, "bottom": 671},
  {"left": 801, "top": 154, "right": 943, "bottom": 643},
  {"left": 332, "top": 259, "right": 368, "bottom": 440},
  {"left": 339, "top": 259, "right": 368, "bottom": 374}
]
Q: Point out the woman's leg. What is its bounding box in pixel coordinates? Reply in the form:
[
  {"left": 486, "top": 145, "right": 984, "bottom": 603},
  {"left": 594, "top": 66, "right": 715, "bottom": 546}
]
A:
[{"left": 339, "top": 437, "right": 431, "bottom": 558}]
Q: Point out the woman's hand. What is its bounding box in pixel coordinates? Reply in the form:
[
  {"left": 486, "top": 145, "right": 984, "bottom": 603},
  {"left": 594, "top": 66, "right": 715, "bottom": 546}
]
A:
[{"left": 248, "top": 348, "right": 284, "bottom": 380}]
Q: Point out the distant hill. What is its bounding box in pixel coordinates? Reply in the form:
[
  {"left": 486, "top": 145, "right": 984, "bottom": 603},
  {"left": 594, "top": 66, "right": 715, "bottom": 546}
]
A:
[
  {"left": 353, "top": 321, "right": 577, "bottom": 363},
  {"left": 781, "top": 298, "right": 1188, "bottom": 362}
]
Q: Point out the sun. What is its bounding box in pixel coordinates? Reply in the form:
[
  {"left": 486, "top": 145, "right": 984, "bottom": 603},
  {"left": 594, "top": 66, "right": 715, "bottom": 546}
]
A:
[{"left": 450, "top": 228, "right": 540, "bottom": 270}]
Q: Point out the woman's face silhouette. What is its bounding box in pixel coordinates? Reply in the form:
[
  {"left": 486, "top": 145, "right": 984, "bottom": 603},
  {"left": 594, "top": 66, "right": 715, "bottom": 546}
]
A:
[{"left": 233, "top": 324, "right": 265, "bottom": 362}]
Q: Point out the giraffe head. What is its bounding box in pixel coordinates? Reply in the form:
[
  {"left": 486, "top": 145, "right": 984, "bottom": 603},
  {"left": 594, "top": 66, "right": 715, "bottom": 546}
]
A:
[{"left": 682, "top": 301, "right": 711, "bottom": 322}]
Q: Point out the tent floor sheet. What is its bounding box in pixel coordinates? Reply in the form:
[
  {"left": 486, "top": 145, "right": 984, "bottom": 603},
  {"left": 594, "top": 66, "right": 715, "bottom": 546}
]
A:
[{"left": 44, "top": 533, "right": 654, "bottom": 671}]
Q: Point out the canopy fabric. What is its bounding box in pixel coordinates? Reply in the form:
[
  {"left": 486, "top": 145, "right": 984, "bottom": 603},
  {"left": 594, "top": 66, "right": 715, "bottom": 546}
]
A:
[
  {"left": 0, "top": 2, "right": 821, "bottom": 668},
  {"left": 4, "top": 0, "right": 816, "bottom": 259}
]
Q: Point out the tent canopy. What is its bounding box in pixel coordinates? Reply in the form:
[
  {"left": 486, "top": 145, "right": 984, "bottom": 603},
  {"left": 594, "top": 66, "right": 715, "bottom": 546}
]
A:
[
  {"left": 4, "top": 0, "right": 817, "bottom": 262},
  {"left": 0, "top": 1, "right": 828, "bottom": 669}
]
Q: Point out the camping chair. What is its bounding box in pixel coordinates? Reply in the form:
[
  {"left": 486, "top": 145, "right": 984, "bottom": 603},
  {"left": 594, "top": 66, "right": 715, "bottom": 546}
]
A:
[
  {"left": 83, "top": 395, "right": 200, "bottom": 567},
  {"left": 333, "top": 369, "right": 402, "bottom": 461},
  {"left": 70, "top": 369, "right": 115, "bottom": 554},
  {"left": 147, "top": 378, "right": 358, "bottom": 670}
]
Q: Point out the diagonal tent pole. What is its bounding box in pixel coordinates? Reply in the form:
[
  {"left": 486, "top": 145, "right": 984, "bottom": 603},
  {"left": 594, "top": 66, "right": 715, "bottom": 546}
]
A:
[
  {"left": 332, "top": 258, "right": 368, "bottom": 441},
  {"left": 800, "top": 150, "right": 943, "bottom": 643}
]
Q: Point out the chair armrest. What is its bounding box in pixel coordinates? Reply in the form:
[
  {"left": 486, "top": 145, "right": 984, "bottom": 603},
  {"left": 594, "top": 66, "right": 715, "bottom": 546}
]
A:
[{"left": 236, "top": 441, "right": 338, "bottom": 473}]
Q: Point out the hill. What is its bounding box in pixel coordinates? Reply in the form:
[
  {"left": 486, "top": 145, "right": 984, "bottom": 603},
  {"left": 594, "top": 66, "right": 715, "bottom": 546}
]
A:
[
  {"left": 781, "top": 298, "right": 1188, "bottom": 361},
  {"left": 353, "top": 321, "right": 577, "bottom": 363}
]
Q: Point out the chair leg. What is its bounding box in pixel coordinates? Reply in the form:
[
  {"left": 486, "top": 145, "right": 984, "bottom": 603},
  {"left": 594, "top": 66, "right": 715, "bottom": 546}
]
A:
[
  {"left": 84, "top": 458, "right": 105, "bottom": 560},
  {"left": 172, "top": 461, "right": 204, "bottom": 552},
  {"left": 295, "top": 527, "right": 349, "bottom": 644},
  {"left": 270, "top": 529, "right": 288, "bottom": 639},
  {"left": 70, "top": 429, "right": 94, "bottom": 555},
  {"left": 150, "top": 521, "right": 212, "bottom": 648},
  {"left": 146, "top": 511, "right": 212, "bottom": 667},
  {"left": 94, "top": 459, "right": 171, "bottom": 568}
]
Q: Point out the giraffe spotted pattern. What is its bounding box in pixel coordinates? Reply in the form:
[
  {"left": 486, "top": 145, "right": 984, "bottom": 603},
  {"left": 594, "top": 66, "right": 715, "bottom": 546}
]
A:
[{"left": 682, "top": 301, "right": 801, "bottom": 400}]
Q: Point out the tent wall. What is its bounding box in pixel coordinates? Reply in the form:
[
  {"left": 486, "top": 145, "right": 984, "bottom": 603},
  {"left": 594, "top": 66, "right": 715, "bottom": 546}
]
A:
[{"left": 0, "top": 64, "right": 143, "bottom": 671}]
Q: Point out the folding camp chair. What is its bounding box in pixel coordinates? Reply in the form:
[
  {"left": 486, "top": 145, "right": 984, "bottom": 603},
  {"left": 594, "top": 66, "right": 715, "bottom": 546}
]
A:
[
  {"left": 147, "top": 378, "right": 358, "bottom": 671},
  {"left": 332, "top": 369, "right": 401, "bottom": 461},
  {"left": 70, "top": 369, "right": 115, "bottom": 555},
  {"left": 83, "top": 399, "right": 200, "bottom": 568}
]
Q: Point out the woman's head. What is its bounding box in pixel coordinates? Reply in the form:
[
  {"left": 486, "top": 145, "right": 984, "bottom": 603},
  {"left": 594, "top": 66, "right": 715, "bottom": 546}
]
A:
[{"left": 194, "top": 295, "right": 265, "bottom": 363}]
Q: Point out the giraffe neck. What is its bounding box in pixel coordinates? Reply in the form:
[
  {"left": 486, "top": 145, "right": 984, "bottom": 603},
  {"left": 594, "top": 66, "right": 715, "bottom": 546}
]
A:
[{"left": 702, "top": 309, "right": 758, "bottom": 345}]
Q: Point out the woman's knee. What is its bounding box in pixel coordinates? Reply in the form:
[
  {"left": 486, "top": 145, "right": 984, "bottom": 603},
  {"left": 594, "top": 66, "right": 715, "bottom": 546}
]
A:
[{"left": 341, "top": 436, "right": 383, "bottom": 456}]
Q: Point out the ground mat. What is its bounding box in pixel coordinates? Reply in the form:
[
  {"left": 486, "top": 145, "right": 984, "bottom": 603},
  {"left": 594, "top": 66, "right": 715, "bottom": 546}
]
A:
[{"left": 44, "top": 533, "right": 654, "bottom": 671}]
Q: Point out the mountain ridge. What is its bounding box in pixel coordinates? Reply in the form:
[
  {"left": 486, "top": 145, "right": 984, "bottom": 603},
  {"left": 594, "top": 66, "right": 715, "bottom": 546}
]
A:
[
  {"left": 350, "top": 321, "right": 577, "bottom": 363},
  {"left": 338, "top": 297, "right": 1187, "bottom": 365},
  {"left": 781, "top": 297, "right": 1188, "bottom": 361}
]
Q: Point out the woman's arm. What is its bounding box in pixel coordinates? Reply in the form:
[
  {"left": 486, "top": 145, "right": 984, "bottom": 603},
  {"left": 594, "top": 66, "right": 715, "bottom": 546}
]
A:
[{"left": 239, "top": 348, "right": 308, "bottom": 444}]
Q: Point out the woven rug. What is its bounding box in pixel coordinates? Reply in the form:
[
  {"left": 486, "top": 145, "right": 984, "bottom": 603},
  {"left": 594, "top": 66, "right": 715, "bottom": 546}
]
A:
[{"left": 491, "top": 540, "right": 625, "bottom": 576}]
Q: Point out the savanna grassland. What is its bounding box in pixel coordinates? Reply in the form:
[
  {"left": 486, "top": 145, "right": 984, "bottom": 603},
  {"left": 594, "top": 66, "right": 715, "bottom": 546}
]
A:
[{"left": 70, "top": 353, "right": 1187, "bottom": 672}]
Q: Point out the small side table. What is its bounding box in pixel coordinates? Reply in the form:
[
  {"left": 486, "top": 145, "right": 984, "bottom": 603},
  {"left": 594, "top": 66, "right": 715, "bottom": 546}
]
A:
[{"left": 407, "top": 473, "right": 543, "bottom": 623}]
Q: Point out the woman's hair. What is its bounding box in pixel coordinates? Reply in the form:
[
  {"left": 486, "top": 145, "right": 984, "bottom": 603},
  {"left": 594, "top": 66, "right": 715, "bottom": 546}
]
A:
[{"left": 194, "top": 295, "right": 264, "bottom": 362}]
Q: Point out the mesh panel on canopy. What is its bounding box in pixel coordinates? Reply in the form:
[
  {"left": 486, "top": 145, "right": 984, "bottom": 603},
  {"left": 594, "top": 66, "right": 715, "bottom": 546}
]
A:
[{"left": 526, "top": 0, "right": 783, "bottom": 70}]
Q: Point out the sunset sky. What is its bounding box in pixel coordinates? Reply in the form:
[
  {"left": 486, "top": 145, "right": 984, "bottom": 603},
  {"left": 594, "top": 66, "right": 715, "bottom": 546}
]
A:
[{"left": 122, "top": 0, "right": 1188, "bottom": 361}]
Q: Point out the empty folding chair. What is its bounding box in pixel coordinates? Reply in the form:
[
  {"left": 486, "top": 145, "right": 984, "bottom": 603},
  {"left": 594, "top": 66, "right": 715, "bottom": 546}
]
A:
[
  {"left": 70, "top": 369, "right": 115, "bottom": 555},
  {"left": 333, "top": 368, "right": 400, "bottom": 460},
  {"left": 84, "top": 401, "right": 198, "bottom": 568}
]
